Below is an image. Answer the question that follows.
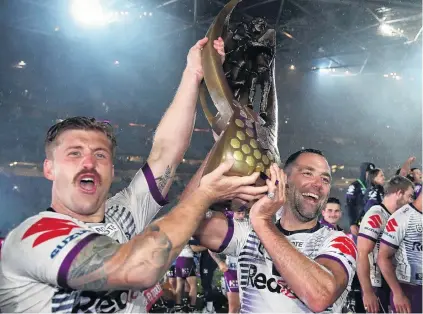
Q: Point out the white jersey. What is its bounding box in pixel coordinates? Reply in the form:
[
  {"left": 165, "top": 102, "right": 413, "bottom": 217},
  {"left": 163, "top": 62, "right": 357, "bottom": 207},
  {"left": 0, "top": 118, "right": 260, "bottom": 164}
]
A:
[
  {"left": 219, "top": 219, "right": 356, "bottom": 313},
  {"left": 0, "top": 163, "right": 167, "bottom": 313},
  {"left": 380, "top": 204, "right": 422, "bottom": 285},
  {"left": 358, "top": 204, "right": 391, "bottom": 287}
]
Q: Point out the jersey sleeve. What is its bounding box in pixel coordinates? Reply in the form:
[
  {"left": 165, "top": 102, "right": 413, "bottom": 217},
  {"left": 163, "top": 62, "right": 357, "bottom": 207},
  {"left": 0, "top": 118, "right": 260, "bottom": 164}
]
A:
[
  {"left": 315, "top": 232, "right": 357, "bottom": 283},
  {"left": 380, "top": 211, "right": 407, "bottom": 250},
  {"left": 218, "top": 218, "right": 252, "bottom": 257},
  {"left": 358, "top": 206, "right": 384, "bottom": 242},
  {"left": 106, "top": 163, "right": 168, "bottom": 238},
  {"left": 2, "top": 215, "right": 101, "bottom": 288}
]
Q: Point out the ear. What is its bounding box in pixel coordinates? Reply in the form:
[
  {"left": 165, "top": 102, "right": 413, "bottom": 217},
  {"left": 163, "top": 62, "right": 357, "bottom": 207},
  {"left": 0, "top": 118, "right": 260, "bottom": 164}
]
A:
[{"left": 43, "top": 159, "right": 55, "bottom": 181}]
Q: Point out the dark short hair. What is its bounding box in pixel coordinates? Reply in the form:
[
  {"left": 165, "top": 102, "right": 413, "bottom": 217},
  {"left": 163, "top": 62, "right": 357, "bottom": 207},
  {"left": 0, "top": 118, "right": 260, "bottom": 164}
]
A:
[
  {"left": 327, "top": 197, "right": 341, "bottom": 205},
  {"left": 411, "top": 167, "right": 420, "bottom": 172},
  {"left": 45, "top": 117, "right": 117, "bottom": 158},
  {"left": 385, "top": 175, "right": 414, "bottom": 195},
  {"left": 283, "top": 148, "right": 325, "bottom": 171}
]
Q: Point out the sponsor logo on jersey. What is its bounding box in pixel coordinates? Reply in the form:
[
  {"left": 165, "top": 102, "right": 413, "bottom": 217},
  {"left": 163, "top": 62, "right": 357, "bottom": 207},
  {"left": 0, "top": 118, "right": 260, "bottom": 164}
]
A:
[
  {"left": 385, "top": 218, "right": 398, "bottom": 232},
  {"left": 90, "top": 223, "right": 119, "bottom": 236},
  {"left": 66, "top": 289, "right": 146, "bottom": 313},
  {"left": 330, "top": 236, "right": 357, "bottom": 259},
  {"left": 368, "top": 214, "right": 382, "bottom": 229},
  {"left": 416, "top": 224, "right": 422, "bottom": 233},
  {"left": 412, "top": 242, "right": 422, "bottom": 251},
  {"left": 347, "top": 185, "right": 355, "bottom": 195},
  {"left": 22, "top": 217, "right": 80, "bottom": 247},
  {"left": 143, "top": 283, "right": 163, "bottom": 312},
  {"left": 245, "top": 264, "right": 297, "bottom": 299},
  {"left": 50, "top": 229, "right": 90, "bottom": 258}
]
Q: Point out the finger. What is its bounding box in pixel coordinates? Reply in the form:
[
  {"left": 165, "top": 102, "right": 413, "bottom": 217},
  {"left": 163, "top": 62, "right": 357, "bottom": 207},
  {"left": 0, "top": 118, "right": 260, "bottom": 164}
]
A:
[
  {"left": 232, "top": 171, "right": 261, "bottom": 186},
  {"left": 236, "top": 184, "right": 269, "bottom": 196},
  {"left": 234, "top": 193, "right": 263, "bottom": 202},
  {"left": 196, "top": 37, "right": 209, "bottom": 48},
  {"left": 214, "top": 158, "right": 235, "bottom": 175}
]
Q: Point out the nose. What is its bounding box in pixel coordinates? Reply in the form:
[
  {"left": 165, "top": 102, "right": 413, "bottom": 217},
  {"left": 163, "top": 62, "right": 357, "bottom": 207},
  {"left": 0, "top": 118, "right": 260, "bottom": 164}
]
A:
[{"left": 81, "top": 153, "right": 97, "bottom": 169}]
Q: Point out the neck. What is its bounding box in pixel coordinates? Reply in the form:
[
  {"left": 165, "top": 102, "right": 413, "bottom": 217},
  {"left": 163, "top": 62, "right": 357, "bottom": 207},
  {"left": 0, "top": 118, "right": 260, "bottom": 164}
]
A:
[
  {"left": 382, "top": 196, "right": 397, "bottom": 214},
  {"left": 280, "top": 204, "right": 318, "bottom": 231},
  {"left": 50, "top": 198, "right": 105, "bottom": 223}
]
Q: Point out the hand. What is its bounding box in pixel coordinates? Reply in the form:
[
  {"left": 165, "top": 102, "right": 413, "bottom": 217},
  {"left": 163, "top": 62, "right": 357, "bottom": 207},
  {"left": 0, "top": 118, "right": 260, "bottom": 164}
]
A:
[
  {"left": 362, "top": 291, "right": 379, "bottom": 313},
  {"left": 185, "top": 37, "right": 225, "bottom": 82},
  {"left": 250, "top": 164, "right": 286, "bottom": 224},
  {"left": 199, "top": 159, "right": 268, "bottom": 203},
  {"left": 407, "top": 156, "right": 416, "bottom": 165},
  {"left": 393, "top": 292, "right": 411, "bottom": 313},
  {"left": 220, "top": 264, "right": 229, "bottom": 273}
]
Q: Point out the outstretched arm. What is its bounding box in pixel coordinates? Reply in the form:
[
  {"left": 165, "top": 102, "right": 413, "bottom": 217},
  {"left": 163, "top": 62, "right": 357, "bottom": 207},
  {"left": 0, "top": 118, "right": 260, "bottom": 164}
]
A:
[{"left": 147, "top": 38, "right": 225, "bottom": 196}]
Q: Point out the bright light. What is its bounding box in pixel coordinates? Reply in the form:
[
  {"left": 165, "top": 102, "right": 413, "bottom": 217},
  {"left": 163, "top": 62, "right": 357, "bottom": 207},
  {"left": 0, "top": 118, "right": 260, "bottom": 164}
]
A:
[
  {"left": 70, "top": 0, "right": 114, "bottom": 27},
  {"left": 331, "top": 68, "right": 336, "bottom": 72},
  {"left": 289, "top": 65, "right": 295, "bottom": 70},
  {"left": 54, "top": 26, "right": 60, "bottom": 32},
  {"left": 149, "top": 12, "right": 153, "bottom": 16},
  {"left": 319, "top": 68, "right": 330, "bottom": 74},
  {"left": 345, "top": 70, "right": 350, "bottom": 74},
  {"left": 395, "top": 75, "right": 401, "bottom": 80},
  {"left": 144, "top": 12, "right": 147, "bottom": 16},
  {"left": 114, "top": 60, "right": 120, "bottom": 65},
  {"left": 383, "top": 74, "right": 389, "bottom": 77},
  {"left": 379, "top": 23, "right": 395, "bottom": 36}
]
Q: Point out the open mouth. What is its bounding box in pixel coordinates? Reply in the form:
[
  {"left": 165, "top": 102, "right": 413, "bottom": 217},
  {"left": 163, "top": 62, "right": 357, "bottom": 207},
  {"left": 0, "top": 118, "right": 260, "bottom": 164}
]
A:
[
  {"left": 78, "top": 175, "right": 98, "bottom": 194},
  {"left": 301, "top": 192, "right": 319, "bottom": 203}
]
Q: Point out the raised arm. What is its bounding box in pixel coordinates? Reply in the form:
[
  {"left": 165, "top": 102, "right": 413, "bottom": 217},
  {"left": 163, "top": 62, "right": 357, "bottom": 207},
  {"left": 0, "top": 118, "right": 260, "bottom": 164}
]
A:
[{"left": 147, "top": 37, "right": 225, "bottom": 196}]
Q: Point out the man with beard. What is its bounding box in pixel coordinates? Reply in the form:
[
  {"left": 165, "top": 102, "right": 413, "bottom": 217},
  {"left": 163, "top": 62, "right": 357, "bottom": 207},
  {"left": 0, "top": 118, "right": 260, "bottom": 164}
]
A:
[
  {"left": 0, "top": 38, "right": 269, "bottom": 313},
  {"left": 193, "top": 149, "right": 357, "bottom": 312},
  {"left": 356, "top": 176, "right": 414, "bottom": 313}
]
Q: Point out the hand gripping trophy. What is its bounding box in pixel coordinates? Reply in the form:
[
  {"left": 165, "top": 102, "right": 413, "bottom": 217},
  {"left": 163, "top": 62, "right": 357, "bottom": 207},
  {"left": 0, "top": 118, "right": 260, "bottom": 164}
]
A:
[{"left": 200, "top": 0, "right": 280, "bottom": 209}]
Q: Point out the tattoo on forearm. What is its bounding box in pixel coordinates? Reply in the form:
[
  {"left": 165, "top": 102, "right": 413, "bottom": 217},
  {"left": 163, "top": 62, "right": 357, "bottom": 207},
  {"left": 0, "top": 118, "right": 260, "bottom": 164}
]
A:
[
  {"left": 66, "top": 225, "right": 173, "bottom": 291},
  {"left": 155, "top": 166, "right": 173, "bottom": 192}
]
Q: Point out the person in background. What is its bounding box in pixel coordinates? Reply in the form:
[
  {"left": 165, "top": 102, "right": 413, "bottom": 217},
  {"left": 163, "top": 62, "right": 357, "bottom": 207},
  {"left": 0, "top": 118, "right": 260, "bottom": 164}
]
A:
[
  {"left": 396, "top": 156, "right": 421, "bottom": 198},
  {"left": 377, "top": 192, "right": 422, "bottom": 314},
  {"left": 347, "top": 162, "right": 376, "bottom": 236},
  {"left": 357, "top": 176, "right": 414, "bottom": 313},
  {"left": 320, "top": 197, "right": 343, "bottom": 231},
  {"left": 362, "top": 168, "right": 386, "bottom": 213}
]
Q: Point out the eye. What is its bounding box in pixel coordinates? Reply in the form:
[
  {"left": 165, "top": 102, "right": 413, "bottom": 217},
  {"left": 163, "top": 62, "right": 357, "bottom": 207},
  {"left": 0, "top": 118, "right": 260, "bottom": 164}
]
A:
[
  {"left": 322, "top": 177, "right": 331, "bottom": 184},
  {"left": 302, "top": 171, "right": 313, "bottom": 177},
  {"left": 68, "top": 151, "right": 81, "bottom": 157},
  {"left": 95, "top": 152, "right": 107, "bottom": 159}
]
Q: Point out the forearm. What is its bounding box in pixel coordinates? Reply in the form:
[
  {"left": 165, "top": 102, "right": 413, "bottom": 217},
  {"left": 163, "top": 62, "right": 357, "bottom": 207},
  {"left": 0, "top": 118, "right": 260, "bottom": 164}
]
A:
[
  {"left": 378, "top": 257, "right": 403, "bottom": 295},
  {"left": 253, "top": 220, "right": 337, "bottom": 311},
  {"left": 150, "top": 70, "right": 200, "bottom": 164},
  {"left": 67, "top": 188, "right": 214, "bottom": 291},
  {"left": 357, "top": 254, "right": 374, "bottom": 293}
]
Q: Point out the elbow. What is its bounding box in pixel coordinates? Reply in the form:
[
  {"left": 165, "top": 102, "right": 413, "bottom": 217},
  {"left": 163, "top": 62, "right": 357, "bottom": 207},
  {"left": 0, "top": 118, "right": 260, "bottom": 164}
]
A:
[{"left": 306, "top": 280, "right": 338, "bottom": 312}]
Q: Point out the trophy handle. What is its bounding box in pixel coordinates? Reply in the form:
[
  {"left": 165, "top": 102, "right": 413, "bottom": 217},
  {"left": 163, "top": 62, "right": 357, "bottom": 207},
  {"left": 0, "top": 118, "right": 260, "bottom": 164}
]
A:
[{"left": 201, "top": 0, "right": 242, "bottom": 134}]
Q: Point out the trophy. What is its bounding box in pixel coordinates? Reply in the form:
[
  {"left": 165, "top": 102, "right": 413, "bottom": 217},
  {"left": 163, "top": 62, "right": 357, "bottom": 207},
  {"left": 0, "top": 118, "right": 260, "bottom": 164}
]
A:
[{"left": 200, "top": 0, "right": 280, "bottom": 208}]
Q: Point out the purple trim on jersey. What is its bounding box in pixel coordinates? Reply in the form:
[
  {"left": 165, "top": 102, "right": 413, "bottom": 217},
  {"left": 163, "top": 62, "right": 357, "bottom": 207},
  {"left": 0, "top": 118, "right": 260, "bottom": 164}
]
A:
[
  {"left": 57, "top": 233, "right": 100, "bottom": 288},
  {"left": 380, "top": 238, "right": 399, "bottom": 249},
  {"left": 316, "top": 254, "right": 350, "bottom": 280},
  {"left": 216, "top": 216, "right": 234, "bottom": 253},
  {"left": 142, "top": 163, "right": 169, "bottom": 206},
  {"left": 358, "top": 233, "right": 377, "bottom": 242}
]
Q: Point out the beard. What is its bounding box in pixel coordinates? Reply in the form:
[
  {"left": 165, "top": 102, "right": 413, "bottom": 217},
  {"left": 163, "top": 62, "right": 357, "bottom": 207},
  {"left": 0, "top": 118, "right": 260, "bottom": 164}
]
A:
[{"left": 287, "top": 185, "right": 328, "bottom": 223}]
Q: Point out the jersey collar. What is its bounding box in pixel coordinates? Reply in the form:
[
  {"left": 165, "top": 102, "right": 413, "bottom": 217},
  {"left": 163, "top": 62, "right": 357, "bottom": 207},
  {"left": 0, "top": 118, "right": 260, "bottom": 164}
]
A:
[
  {"left": 380, "top": 203, "right": 392, "bottom": 216},
  {"left": 275, "top": 219, "right": 321, "bottom": 236},
  {"left": 46, "top": 207, "right": 106, "bottom": 223},
  {"left": 409, "top": 203, "right": 422, "bottom": 214}
]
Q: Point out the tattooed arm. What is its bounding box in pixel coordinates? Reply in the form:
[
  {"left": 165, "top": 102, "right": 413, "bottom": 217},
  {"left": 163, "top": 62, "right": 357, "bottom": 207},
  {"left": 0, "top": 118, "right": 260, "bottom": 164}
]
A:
[{"left": 65, "top": 160, "right": 266, "bottom": 291}]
